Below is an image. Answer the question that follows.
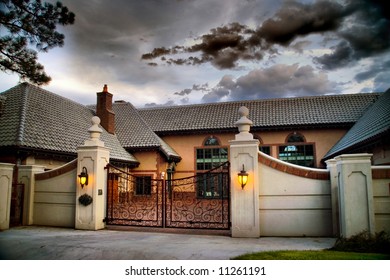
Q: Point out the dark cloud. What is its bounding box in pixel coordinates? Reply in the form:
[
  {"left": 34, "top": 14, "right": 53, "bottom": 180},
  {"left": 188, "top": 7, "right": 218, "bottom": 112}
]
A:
[
  {"left": 201, "top": 64, "right": 335, "bottom": 102},
  {"left": 314, "top": 0, "right": 390, "bottom": 69},
  {"left": 144, "top": 100, "right": 176, "bottom": 108},
  {"left": 174, "top": 83, "right": 210, "bottom": 96},
  {"left": 355, "top": 59, "right": 390, "bottom": 92},
  {"left": 142, "top": 0, "right": 390, "bottom": 71}
]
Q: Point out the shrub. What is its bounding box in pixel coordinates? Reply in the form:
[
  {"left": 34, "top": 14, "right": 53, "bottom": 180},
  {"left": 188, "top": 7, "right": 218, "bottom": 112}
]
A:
[{"left": 331, "top": 230, "right": 390, "bottom": 254}]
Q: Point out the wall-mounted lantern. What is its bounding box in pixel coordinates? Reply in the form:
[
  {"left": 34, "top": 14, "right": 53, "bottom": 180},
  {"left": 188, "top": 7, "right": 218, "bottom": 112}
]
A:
[
  {"left": 78, "top": 167, "right": 89, "bottom": 188},
  {"left": 238, "top": 164, "right": 248, "bottom": 189}
]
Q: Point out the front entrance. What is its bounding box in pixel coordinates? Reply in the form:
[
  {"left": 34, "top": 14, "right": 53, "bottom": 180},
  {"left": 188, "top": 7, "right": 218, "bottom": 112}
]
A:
[{"left": 105, "top": 162, "right": 230, "bottom": 230}]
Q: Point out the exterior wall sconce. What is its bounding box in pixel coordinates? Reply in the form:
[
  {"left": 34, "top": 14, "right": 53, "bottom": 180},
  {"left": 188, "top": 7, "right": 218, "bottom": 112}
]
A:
[
  {"left": 238, "top": 164, "right": 248, "bottom": 189},
  {"left": 78, "top": 167, "right": 88, "bottom": 188}
]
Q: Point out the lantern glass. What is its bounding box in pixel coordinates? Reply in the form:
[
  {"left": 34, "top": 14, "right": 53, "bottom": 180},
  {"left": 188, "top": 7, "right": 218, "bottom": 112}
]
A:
[
  {"left": 238, "top": 164, "right": 248, "bottom": 189},
  {"left": 78, "top": 167, "right": 88, "bottom": 188}
]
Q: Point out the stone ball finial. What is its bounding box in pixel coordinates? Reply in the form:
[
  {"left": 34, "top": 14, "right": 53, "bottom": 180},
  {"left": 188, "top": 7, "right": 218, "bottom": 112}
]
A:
[
  {"left": 238, "top": 106, "right": 249, "bottom": 117},
  {"left": 88, "top": 116, "right": 103, "bottom": 138},
  {"left": 234, "top": 106, "right": 253, "bottom": 140},
  {"left": 91, "top": 116, "right": 101, "bottom": 125}
]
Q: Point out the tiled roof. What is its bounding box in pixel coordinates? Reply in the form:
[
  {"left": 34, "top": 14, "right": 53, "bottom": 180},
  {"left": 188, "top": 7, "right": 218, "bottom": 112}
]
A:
[
  {"left": 112, "top": 102, "right": 181, "bottom": 161},
  {"left": 139, "top": 93, "right": 381, "bottom": 133},
  {"left": 0, "top": 83, "right": 138, "bottom": 164},
  {"left": 324, "top": 89, "right": 390, "bottom": 159}
]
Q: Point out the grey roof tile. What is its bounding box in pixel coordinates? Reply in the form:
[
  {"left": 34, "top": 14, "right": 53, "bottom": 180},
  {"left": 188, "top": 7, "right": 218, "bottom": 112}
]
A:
[
  {"left": 0, "top": 83, "right": 138, "bottom": 164},
  {"left": 324, "top": 89, "right": 390, "bottom": 159},
  {"left": 112, "top": 102, "right": 181, "bottom": 161},
  {"left": 139, "top": 93, "right": 381, "bottom": 132}
]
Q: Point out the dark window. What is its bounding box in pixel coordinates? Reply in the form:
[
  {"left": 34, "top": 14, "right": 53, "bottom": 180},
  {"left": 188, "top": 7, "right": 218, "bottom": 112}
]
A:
[
  {"left": 196, "top": 136, "right": 228, "bottom": 198},
  {"left": 259, "top": 146, "right": 271, "bottom": 155},
  {"left": 287, "top": 133, "right": 305, "bottom": 143},
  {"left": 135, "top": 176, "right": 152, "bottom": 195},
  {"left": 204, "top": 136, "right": 220, "bottom": 146},
  {"left": 278, "top": 144, "right": 314, "bottom": 167},
  {"left": 196, "top": 172, "right": 229, "bottom": 199}
]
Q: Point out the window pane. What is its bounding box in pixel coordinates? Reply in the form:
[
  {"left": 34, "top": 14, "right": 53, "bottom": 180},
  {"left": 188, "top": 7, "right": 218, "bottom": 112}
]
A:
[
  {"left": 259, "top": 146, "right": 270, "bottom": 155},
  {"left": 204, "top": 136, "right": 220, "bottom": 146},
  {"left": 287, "top": 134, "right": 304, "bottom": 143},
  {"left": 135, "top": 176, "right": 152, "bottom": 195},
  {"left": 279, "top": 144, "right": 314, "bottom": 167}
]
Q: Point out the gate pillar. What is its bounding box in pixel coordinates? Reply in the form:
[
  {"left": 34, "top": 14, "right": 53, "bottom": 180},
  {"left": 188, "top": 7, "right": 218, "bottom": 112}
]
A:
[
  {"left": 76, "top": 116, "right": 110, "bottom": 230},
  {"left": 0, "top": 163, "right": 14, "bottom": 230},
  {"left": 229, "top": 107, "right": 260, "bottom": 237}
]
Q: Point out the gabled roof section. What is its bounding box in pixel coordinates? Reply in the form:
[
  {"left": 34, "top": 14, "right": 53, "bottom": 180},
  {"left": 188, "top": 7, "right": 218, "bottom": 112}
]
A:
[
  {"left": 112, "top": 102, "right": 181, "bottom": 161},
  {"left": 139, "top": 93, "right": 381, "bottom": 133},
  {"left": 0, "top": 83, "right": 138, "bottom": 165},
  {"left": 324, "top": 89, "right": 390, "bottom": 160}
]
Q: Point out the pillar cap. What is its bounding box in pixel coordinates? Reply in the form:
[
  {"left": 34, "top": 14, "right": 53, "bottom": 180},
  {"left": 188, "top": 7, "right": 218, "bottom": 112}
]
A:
[{"left": 234, "top": 106, "right": 253, "bottom": 140}]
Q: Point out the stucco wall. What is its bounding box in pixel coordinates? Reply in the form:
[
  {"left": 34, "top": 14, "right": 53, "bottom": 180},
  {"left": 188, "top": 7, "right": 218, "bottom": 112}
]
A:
[
  {"left": 372, "top": 167, "right": 390, "bottom": 233},
  {"left": 33, "top": 160, "right": 77, "bottom": 227},
  {"left": 258, "top": 152, "right": 332, "bottom": 236},
  {"left": 161, "top": 128, "right": 347, "bottom": 175}
]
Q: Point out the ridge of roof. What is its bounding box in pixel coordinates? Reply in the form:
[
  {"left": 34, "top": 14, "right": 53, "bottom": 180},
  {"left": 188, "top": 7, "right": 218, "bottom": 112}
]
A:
[{"left": 139, "top": 92, "right": 381, "bottom": 111}]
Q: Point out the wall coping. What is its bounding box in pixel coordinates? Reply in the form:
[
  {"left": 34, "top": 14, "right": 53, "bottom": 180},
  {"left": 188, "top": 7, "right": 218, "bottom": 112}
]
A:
[
  {"left": 0, "top": 163, "right": 15, "bottom": 170},
  {"left": 35, "top": 159, "right": 77, "bottom": 180},
  {"left": 372, "top": 166, "right": 390, "bottom": 179},
  {"left": 258, "top": 151, "right": 330, "bottom": 180}
]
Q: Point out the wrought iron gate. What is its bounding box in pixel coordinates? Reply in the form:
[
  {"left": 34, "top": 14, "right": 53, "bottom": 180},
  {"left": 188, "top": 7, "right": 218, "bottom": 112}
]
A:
[{"left": 105, "top": 162, "right": 230, "bottom": 230}]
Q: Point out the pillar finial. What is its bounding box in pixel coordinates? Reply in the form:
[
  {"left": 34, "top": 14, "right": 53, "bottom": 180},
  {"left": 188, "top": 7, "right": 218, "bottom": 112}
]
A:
[
  {"left": 83, "top": 116, "right": 104, "bottom": 147},
  {"left": 234, "top": 106, "right": 253, "bottom": 140}
]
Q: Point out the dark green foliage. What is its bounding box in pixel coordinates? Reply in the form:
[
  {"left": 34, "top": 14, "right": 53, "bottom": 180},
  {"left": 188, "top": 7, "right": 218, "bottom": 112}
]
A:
[
  {"left": 330, "top": 230, "right": 390, "bottom": 254},
  {"left": 0, "top": 0, "right": 75, "bottom": 85}
]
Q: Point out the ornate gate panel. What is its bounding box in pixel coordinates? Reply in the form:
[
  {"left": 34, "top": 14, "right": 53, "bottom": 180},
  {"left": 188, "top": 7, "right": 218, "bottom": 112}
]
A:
[
  {"left": 105, "top": 162, "right": 230, "bottom": 230},
  {"left": 165, "top": 162, "right": 230, "bottom": 229},
  {"left": 105, "top": 164, "right": 164, "bottom": 227}
]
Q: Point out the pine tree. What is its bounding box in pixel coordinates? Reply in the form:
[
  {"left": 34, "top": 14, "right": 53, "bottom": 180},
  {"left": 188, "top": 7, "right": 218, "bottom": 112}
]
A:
[{"left": 0, "top": 0, "right": 75, "bottom": 85}]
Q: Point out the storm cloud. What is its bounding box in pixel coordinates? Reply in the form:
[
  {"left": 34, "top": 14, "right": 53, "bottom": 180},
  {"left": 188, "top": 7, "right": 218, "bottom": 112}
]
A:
[
  {"left": 201, "top": 64, "right": 335, "bottom": 102},
  {"left": 142, "top": 0, "right": 390, "bottom": 71}
]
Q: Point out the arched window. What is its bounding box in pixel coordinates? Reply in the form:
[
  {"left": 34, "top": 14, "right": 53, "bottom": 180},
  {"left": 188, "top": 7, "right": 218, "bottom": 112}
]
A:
[
  {"left": 196, "top": 136, "right": 228, "bottom": 199},
  {"left": 204, "top": 136, "right": 220, "bottom": 146},
  {"left": 254, "top": 134, "right": 270, "bottom": 155},
  {"left": 279, "top": 132, "right": 315, "bottom": 167},
  {"left": 286, "top": 132, "right": 305, "bottom": 143},
  {"left": 196, "top": 136, "right": 227, "bottom": 171}
]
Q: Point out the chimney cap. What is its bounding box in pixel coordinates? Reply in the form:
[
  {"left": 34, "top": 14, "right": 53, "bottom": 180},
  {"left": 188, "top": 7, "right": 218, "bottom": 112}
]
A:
[{"left": 103, "top": 84, "right": 108, "bottom": 92}]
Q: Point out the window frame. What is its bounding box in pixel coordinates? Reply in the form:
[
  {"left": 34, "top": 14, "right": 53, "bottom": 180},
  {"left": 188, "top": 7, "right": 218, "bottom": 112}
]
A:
[
  {"left": 195, "top": 136, "right": 229, "bottom": 199},
  {"left": 134, "top": 175, "right": 152, "bottom": 196},
  {"left": 278, "top": 132, "right": 316, "bottom": 167}
]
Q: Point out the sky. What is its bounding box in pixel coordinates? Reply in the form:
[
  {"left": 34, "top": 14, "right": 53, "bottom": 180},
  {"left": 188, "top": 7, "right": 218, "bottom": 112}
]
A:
[{"left": 1, "top": 0, "right": 389, "bottom": 107}]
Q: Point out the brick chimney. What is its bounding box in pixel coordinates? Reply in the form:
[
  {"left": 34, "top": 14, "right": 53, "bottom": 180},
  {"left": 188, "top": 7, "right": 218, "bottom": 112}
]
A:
[{"left": 96, "top": 84, "right": 115, "bottom": 134}]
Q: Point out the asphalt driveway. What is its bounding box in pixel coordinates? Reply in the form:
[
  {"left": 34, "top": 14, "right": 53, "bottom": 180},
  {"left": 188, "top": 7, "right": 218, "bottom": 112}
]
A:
[{"left": 0, "top": 226, "right": 336, "bottom": 260}]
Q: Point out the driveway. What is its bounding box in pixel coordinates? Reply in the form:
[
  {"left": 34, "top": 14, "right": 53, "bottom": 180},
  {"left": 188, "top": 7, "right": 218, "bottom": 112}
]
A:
[{"left": 0, "top": 226, "right": 336, "bottom": 260}]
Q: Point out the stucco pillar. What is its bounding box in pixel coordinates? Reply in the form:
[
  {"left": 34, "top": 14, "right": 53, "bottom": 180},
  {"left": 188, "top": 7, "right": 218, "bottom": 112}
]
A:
[
  {"left": 229, "top": 107, "right": 260, "bottom": 237},
  {"left": 76, "top": 116, "right": 110, "bottom": 230},
  {"left": 326, "top": 159, "right": 339, "bottom": 236},
  {"left": 18, "top": 165, "right": 45, "bottom": 225},
  {"left": 335, "top": 154, "right": 375, "bottom": 238},
  {"left": 0, "top": 163, "right": 15, "bottom": 230}
]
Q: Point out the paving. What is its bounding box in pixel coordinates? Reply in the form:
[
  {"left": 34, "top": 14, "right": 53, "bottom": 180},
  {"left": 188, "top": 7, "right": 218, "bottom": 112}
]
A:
[{"left": 0, "top": 226, "right": 336, "bottom": 260}]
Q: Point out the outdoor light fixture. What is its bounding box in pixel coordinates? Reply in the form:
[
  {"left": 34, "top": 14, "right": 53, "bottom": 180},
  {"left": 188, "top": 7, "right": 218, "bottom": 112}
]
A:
[
  {"left": 238, "top": 164, "right": 248, "bottom": 189},
  {"left": 78, "top": 167, "right": 88, "bottom": 188}
]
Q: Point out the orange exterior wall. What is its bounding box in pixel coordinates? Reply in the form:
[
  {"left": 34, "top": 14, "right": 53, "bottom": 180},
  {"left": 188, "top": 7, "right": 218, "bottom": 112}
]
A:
[{"left": 158, "top": 128, "right": 348, "bottom": 177}]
